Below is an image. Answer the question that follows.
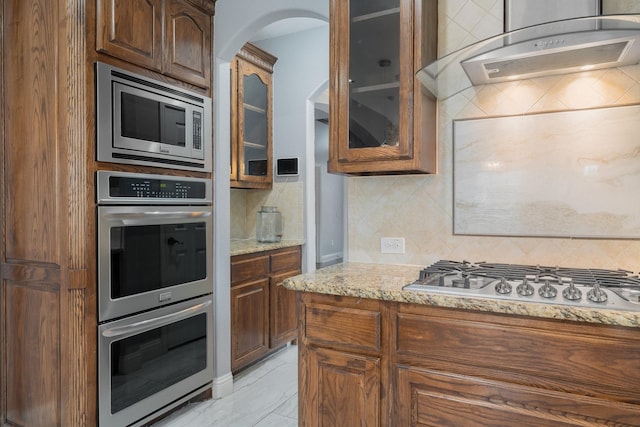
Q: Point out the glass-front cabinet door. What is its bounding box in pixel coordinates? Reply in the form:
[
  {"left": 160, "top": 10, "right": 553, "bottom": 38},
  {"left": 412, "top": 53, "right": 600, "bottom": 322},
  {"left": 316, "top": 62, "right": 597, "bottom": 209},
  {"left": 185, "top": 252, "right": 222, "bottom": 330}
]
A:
[
  {"left": 231, "top": 43, "right": 277, "bottom": 189},
  {"left": 328, "top": 0, "right": 438, "bottom": 175}
]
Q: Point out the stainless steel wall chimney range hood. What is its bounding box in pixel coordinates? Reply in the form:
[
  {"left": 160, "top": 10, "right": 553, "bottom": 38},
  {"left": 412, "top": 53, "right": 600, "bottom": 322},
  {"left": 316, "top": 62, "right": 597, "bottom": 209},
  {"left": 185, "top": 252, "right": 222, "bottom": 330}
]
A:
[{"left": 418, "top": 0, "right": 640, "bottom": 99}]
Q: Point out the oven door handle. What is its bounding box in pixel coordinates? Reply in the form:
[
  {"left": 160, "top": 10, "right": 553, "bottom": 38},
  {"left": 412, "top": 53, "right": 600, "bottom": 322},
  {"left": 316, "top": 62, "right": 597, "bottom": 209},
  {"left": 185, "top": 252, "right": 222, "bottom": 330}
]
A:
[
  {"left": 101, "top": 300, "right": 212, "bottom": 338},
  {"left": 102, "top": 211, "right": 212, "bottom": 225}
]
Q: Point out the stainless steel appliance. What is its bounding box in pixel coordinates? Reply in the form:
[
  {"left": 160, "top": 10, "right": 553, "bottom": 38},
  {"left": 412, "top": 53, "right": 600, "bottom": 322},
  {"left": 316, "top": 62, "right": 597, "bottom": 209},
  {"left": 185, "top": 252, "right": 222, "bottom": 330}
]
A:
[
  {"left": 99, "top": 295, "right": 213, "bottom": 427},
  {"left": 96, "top": 62, "right": 212, "bottom": 172},
  {"left": 97, "top": 171, "right": 212, "bottom": 322},
  {"left": 405, "top": 260, "right": 640, "bottom": 311},
  {"left": 97, "top": 171, "right": 214, "bottom": 426}
]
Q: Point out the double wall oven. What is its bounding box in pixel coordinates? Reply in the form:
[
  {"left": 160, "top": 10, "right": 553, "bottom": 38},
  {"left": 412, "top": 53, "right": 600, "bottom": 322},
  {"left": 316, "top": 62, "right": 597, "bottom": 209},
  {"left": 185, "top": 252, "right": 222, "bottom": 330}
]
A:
[{"left": 96, "top": 171, "right": 213, "bottom": 427}]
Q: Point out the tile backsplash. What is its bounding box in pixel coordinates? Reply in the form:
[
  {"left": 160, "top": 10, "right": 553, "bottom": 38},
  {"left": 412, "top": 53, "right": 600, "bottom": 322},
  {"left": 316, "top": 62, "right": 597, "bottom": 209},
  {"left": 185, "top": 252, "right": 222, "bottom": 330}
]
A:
[
  {"left": 347, "top": 0, "right": 640, "bottom": 271},
  {"left": 231, "top": 182, "right": 304, "bottom": 241}
]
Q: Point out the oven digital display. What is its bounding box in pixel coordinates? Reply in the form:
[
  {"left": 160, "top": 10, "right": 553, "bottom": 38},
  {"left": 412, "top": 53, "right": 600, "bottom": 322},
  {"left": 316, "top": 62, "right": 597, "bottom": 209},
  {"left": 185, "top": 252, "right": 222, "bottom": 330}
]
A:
[{"left": 108, "top": 176, "right": 207, "bottom": 199}]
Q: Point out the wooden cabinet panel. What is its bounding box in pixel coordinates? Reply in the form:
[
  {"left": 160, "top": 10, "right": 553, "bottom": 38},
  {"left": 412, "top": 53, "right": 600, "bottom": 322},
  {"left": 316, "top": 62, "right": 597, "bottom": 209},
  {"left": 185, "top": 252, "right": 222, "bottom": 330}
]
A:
[
  {"left": 4, "top": 0, "right": 59, "bottom": 264},
  {"left": 304, "top": 300, "right": 381, "bottom": 353},
  {"left": 5, "top": 282, "right": 60, "bottom": 427},
  {"left": 302, "top": 347, "right": 381, "bottom": 427},
  {"left": 164, "top": 0, "right": 211, "bottom": 87},
  {"left": 231, "top": 254, "right": 269, "bottom": 284},
  {"left": 231, "top": 278, "right": 270, "bottom": 371},
  {"left": 396, "top": 367, "right": 640, "bottom": 427},
  {"left": 270, "top": 269, "right": 300, "bottom": 348},
  {"left": 96, "top": 0, "right": 163, "bottom": 71}
]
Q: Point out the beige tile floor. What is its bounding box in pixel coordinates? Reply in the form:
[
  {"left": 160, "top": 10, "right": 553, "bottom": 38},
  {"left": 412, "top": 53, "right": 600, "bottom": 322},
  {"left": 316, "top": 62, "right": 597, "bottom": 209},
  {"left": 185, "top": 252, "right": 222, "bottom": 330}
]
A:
[{"left": 152, "top": 345, "right": 298, "bottom": 427}]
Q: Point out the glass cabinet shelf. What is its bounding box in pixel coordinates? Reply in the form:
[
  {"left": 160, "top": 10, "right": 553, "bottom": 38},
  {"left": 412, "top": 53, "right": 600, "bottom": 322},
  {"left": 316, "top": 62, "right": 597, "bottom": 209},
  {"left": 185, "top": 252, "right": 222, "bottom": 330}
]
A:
[
  {"left": 244, "top": 141, "right": 266, "bottom": 149},
  {"left": 244, "top": 103, "right": 266, "bottom": 114},
  {"left": 351, "top": 81, "right": 399, "bottom": 93},
  {"left": 352, "top": 7, "right": 399, "bottom": 23}
]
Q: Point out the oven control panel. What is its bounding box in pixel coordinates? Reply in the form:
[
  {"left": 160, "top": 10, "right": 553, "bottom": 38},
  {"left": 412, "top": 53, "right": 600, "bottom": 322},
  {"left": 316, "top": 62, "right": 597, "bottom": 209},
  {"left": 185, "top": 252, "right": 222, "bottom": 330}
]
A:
[{"left": 96, "top": 171, "right": 212, "bottom": 205}]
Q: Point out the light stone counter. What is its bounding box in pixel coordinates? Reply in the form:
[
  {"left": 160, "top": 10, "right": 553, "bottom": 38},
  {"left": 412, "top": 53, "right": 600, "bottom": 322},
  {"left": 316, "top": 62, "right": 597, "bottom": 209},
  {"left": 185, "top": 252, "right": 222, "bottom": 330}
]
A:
[
  {"left": 230, "top": 239, "right": 305, "bottom": 257},
  {"left": 283, "top": 262, "right": 640, "bottom": 328}
]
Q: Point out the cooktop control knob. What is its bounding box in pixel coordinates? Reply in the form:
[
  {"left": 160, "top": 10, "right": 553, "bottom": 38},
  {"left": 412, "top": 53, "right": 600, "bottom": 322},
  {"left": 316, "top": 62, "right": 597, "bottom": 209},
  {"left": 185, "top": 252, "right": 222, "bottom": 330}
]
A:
[
  {"left": 587, "top": 283, "right": 608, "bottom": 303},
  {"left": 539, "top": 280, "right": 557, "bottom": 298},
  {"left": 495, "top": 277, "right": 512, "bottom": 294},
  {"left": 562, "top": 279, "right": 582, "bottom": 301},
  {"left": 516, "top": 277, "right": 535, "bottom": 296}
]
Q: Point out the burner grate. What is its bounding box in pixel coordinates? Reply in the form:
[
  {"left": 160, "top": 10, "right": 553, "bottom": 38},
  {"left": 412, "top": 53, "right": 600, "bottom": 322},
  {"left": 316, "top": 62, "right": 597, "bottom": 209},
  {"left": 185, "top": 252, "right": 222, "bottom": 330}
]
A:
[{"left": 419, "top": 260, "right": 640, "bottom": 288}]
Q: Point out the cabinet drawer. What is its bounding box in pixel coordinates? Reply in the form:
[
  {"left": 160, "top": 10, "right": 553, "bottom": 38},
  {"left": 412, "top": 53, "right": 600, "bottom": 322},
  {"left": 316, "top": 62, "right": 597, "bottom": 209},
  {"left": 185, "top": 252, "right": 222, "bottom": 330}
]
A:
[
  {"left": 304, "top": 297, "right": 381, "bottom": 353},
  {"left": 231, "top": 254, "right": 269, "bottom": 285},
  {"left": 396, "top": 305, "right": 640, "bottom": 403},
  {"left": 271, "top": 247, "right": 301, "bottom": 272}
]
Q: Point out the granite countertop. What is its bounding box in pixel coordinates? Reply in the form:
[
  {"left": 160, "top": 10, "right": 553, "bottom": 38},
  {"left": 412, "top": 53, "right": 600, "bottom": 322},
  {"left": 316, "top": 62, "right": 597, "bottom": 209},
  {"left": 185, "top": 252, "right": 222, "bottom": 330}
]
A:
[
  {"left": 283, "top": 262, "right": 640, "bottom": 328},
  {"left": 230, "top": 239, "right": 305, "bottom": 257}
]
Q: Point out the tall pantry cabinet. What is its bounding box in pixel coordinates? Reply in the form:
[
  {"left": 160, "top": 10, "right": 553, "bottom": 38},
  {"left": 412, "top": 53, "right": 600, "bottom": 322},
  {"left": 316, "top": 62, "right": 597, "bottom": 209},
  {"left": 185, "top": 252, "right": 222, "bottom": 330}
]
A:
[{"left": 0, "top": 1, "right": 214, "bottom": 426}]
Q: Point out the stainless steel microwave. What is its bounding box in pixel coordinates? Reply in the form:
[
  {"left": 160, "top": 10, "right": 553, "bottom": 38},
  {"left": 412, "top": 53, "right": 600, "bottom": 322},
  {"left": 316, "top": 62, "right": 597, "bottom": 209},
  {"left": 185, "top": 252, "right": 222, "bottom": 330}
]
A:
[{"left": 96, "top": 62, "right": 212, "bottom": 172}]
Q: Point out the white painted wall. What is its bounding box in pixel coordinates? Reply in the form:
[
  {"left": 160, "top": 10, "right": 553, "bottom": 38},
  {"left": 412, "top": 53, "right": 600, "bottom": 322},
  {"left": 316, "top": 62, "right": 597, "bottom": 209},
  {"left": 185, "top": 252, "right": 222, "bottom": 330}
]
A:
[
  {"left": 212, "top": 0, "right": 329, "bottom": 397},
  {"left": 314, "top": 119, "right": 344, "bottom": 265}
]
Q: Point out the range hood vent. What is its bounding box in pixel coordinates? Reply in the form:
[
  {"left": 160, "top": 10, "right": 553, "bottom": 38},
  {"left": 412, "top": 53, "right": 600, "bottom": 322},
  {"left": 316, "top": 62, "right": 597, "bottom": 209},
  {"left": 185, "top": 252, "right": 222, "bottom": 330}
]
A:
[{"left": 418, "top": 14, "right": 640, "bottom": 99}]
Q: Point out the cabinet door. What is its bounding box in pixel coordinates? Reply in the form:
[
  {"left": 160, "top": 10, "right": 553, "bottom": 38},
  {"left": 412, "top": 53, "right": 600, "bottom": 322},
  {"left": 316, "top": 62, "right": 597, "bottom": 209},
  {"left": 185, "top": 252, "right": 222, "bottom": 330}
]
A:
[
  {"left": 236, "top": 59, "right": 273, "bottom": 187},
  {"left": 395, "top": 366, "right": 640, "bottom": 426},
  {"left": 332, "top": 0, "right": 410, "bottom": 161},
  {"left": 97, "top": 0, "right": 163, "bottom": 71},
  {"left": 231, "top": 278, "right": 270, "bottom": 372},
  {"left": 328, "top": 0, "right": 438, "bottom": 174},
  {"left": 301, "top": 347, "right": 381, "bottom": 427},
  {"left": 164, "top": 0, "right": 212, "bottom": 87},
  {"left": 270, "top": 269, "right": 300, "bottom": 348}
]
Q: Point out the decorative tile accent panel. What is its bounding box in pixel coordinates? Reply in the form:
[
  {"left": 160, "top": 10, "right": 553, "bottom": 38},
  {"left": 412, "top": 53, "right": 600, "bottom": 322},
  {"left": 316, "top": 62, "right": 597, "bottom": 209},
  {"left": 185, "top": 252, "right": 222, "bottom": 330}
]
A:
[{"left": 453, "top": 104, "right": 640, "bottom": 238}]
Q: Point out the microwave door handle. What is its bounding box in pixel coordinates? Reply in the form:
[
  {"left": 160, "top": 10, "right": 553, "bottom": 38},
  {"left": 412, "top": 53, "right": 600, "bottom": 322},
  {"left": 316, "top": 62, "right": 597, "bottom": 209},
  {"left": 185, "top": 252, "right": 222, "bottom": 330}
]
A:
[{"left": 101, "top": 300, "right": 212, "bottom": 338}]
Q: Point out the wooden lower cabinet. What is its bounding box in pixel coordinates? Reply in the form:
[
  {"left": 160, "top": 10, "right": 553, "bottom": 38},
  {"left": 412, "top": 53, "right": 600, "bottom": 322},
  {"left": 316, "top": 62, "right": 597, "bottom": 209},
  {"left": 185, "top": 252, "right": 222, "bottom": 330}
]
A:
[
  {"left": 303, "top": 347, "right": 380, "bottom": 427},
  {"left": 231, "top": 278, "right": 270, "bottom": 370},
  {"left": 270, "top": 269, "right": 298, "bottom": 348},
  {"left": 231, "top": 245, "right": 301, "bottom": 372},
  {"left": 297, "top": 293, "right": 640, "bottom": 426},
  {"left": 396, "top": 367, "right": 640, "bottom": 426},
  {"left": 299, "top": 293, "right": 386, "bottom": 427}
]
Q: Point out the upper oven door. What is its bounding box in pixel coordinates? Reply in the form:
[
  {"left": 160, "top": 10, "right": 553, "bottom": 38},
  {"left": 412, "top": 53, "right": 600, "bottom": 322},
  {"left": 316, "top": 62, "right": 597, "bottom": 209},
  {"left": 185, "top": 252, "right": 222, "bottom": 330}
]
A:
[{"left": 98, "top": 205, "right": 213, "bottom": 322}]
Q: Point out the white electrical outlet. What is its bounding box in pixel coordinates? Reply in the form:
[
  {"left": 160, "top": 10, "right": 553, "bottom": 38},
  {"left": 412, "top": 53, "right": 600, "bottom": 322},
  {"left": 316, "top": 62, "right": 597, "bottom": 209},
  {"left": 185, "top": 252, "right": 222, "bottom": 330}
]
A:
[{"left": 381, "top": 237, "right": 405, "bottom": 254}]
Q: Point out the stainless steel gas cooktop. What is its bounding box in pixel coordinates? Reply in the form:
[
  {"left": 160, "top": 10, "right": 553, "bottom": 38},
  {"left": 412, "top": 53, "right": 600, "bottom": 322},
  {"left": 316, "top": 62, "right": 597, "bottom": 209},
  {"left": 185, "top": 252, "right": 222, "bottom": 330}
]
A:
[{"left": 404, "top": 260, "right": 640, "bottom": 311}]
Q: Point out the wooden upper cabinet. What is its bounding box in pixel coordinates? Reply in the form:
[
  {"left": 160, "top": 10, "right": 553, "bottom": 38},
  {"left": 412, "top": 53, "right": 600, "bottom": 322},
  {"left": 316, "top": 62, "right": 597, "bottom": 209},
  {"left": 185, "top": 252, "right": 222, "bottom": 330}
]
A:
[
  {"left": 231, "top": 43, "right": 277, "bottom": 189},
  {"left": 164, "top": 0, "right": 212, "bottom": 87},
  {"left": 328, "top": 0, "right": 438, "bottom": 175},
  {"left": 97, "top": 0, "right": 213, "bottom": 88},
  {"left": 97, "top": 0, "right": 164, "bottom": 71}
]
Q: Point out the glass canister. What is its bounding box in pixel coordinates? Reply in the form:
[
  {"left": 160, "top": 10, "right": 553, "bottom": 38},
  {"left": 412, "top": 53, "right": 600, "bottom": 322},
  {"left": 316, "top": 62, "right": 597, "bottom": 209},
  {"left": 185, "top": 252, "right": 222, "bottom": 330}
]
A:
[{"left": 256, "top": 206, "right": 282, "bottom": 243}]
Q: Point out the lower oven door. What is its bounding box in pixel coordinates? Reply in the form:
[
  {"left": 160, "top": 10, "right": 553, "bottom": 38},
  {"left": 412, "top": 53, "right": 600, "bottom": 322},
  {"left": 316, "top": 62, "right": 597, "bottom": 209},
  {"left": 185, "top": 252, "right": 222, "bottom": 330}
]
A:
[
  {"left": 98, "top": 295, "right": 213, "bottom": 427},
  {"left": 98, "top": 205, "right": 212, "bottom": 321}
]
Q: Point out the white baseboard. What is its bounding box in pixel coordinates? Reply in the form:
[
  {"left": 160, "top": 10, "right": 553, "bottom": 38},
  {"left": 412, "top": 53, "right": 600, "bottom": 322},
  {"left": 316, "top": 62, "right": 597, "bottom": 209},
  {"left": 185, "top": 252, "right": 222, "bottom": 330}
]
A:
[
  {"left": 212, "top": 372, "right": 234, "bottom": 399},
  {"left": 319, "top": 252, "right": 342, "bottom": 263}
]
